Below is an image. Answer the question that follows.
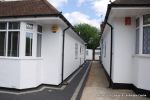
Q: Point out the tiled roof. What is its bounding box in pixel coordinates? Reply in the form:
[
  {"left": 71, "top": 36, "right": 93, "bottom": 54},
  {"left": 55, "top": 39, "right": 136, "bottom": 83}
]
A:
[
  {"left": 0, "top": 0, "right": 59, "bottom": 18},
  {"left": 113, "top": 0, "right": 150, "bottom": 4}
]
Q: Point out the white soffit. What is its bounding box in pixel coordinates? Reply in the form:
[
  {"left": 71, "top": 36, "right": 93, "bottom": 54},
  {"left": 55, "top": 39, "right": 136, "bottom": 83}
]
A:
[
  {"left": 110, "top": 7, "right": 150, "bottom": 17},
  {"left": 0, "top": 17, "right": 66, "bottom": 26}
]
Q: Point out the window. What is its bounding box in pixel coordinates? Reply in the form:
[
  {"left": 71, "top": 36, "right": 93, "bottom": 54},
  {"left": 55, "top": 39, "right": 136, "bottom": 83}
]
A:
[
  {"left": 0, "top": 22, "right": 7, "bottom": 30},
  {"left": 95, "top": 51, "right": 100, "bottom": 55},
  {"left": 135, "top": 18, "right": 140, "bottom": 54},
  {"left": 0, "top": 32, "right": 6, "bottom": 56},
  {"left": 143, "top": 26, "right": 150, "bottom": 54},
  {"left": 143, "top": 14, "right": 150, "bottom": 25},
  {"left": 7, "top": 32, "right": 19, "bottom": 57},
  {"left": 104, "top": 42, "right": 106, "bottom": 57},
  {"left": 26, "top": 33, "right": 33, "bottom": 56},
  {"left": 135, "top": 29, "right": 139, "bottom": 54},
  {"left": 136, "top": 18, "right": 140, "bottom": 27},
  {"left": 36, "top": 25, "right": 42, "bottom": 57},
  {"left": 38, "top": 25, "right": 42, "bottom": 33},
  {"left": 26, "top": 23, "right": 33, "bottom": 29},
  {"left": 9, "top": 22, "right": 20, "bottom": 29},
  {"left": 86, "top": 50, "right": 88, "bottom": 56},
  {"left": 0, "top": 22, "right": 20, "bottom": 57},
  {"left": 37, "top": 34, "right": 42, "bottom": 57},
  {"left": 75, "top": 43, "right": 78, "bottom": 59}
]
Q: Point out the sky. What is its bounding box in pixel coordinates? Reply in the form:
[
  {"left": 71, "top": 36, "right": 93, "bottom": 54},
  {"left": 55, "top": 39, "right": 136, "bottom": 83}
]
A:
[
  {"left": 47, "top": 0, "right": 115, "bottom": 28},
  {"left": 5, "top": 0, "right": 115, "bottom": 28}
]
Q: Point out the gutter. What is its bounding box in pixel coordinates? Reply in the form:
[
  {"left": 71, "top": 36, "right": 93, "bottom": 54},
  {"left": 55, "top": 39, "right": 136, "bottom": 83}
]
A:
[
  {"left": 102, "top": 3, "right": 150, "bottom": 33},
  {"left": 106, "top": 22, "right": 113, "bottom": 88},
  {"left": 61, "top": 26, "right": 70, "bottom": 84}
]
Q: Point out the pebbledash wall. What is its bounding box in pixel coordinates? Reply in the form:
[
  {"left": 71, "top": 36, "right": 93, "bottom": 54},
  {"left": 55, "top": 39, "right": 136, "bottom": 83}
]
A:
[
  {"left": 102, "top": 16, "right": 150, "bottom": 91},
  {"left": 0, "top": 20, "right": 86, "bottom": 89}
]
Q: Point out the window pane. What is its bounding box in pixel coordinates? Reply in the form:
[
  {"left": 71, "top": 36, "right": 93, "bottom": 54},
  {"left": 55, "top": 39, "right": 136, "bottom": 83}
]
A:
[
  {"left": 143, "top": 26, "right": 150, "bottom": 54},
  {"left": 26, "top": 23, "right": 33, "bottom": 29},
  {"left": 135, "top": 29, "right": 139, "bottom": 54},
  {"left": 143, "top": 14, "right": 150, "bottom": 25},
  {"left": 0, "top": 32, "right": 6, "bottom": 56},
  {"left": 86, "top": 50, "right": 88, "bottom": 56},
  {"left": 9, "top": 22, "right": 20, "bottom": 29},
  {"left": 37, "top": 25, "right": 42, "bottom": 33},
  {"left": 7, "top": 32, "right": 19, "bottom": 57},
  {"left": 136, "top": 18, "right": 139, "bottom": 27},
  {"left": 75, "top": 43, "right": 78, "bottom": 59},
  {"left": 95, "top": 51, "right": 100, "bottom": 55},
  {"left": 37, "top": 34, "right": 42, "bottom": 57},
  {"left": 0, "top": 22, "right": 7, "bottom": 30},
  {"left": 104, "top": 43, "right": 106, "bottom": 57},
  {"left": 26, "top": 33, "right": 33, "bottom": 56}
]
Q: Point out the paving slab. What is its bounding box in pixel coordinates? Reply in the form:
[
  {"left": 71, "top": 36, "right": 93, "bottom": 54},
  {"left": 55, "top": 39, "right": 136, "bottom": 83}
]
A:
[{"left": 81, "top": 61, "right": 149, "bottom": 100}]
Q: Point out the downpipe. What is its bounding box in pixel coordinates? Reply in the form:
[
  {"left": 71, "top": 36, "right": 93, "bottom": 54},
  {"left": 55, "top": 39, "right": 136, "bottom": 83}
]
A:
[
  {"left": 61, "top": 26, "right": 70, "bottom": 84},
  {"left": 106, "top": 22, "right": 113, "bottom": 88}
]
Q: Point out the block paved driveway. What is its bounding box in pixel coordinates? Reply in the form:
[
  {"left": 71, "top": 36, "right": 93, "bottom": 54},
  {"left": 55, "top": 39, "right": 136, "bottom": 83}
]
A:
[{"left": 0, "top": 61, "right": 91, "bottom": 100}]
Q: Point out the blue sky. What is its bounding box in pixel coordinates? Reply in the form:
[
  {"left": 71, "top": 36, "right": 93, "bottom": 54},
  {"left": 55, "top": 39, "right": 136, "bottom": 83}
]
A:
[{"left": 47, "top": 0, "right": 115, "bottom": 28}]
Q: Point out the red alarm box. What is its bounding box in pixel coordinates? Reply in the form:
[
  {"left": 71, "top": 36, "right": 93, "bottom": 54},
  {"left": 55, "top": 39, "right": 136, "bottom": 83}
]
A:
[{"left": 125, "top": 17, "right": 131, "bottom": 25}]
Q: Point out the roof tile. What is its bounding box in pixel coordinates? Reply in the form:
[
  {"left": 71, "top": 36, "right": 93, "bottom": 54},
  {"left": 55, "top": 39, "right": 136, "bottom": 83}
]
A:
[{"left": 0, "top": 0, "right": 59, "bottom": 17}]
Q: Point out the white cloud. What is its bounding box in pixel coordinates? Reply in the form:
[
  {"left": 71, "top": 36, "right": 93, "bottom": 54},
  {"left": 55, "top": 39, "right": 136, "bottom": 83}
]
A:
[
  {"left": 64, "top": 11, "right": 100, "bottom": 28},
  {"left": 47, "top": 0, "right": 68, "bottom": 8},
  {"left": 77, "top": 0, "right": 86, "bottom": 6},
  {"left": 91, "top": 0, "right": 115, "bottom": 19},
  {"left": 91, "top": 0, "right": 109, "bottom": 17}
]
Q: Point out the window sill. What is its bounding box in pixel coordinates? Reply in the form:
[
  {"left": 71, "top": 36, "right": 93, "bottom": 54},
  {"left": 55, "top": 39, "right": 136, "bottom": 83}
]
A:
[
  {"left": 133, "top": 54, "right": 150, "bottom": 58},
  {"left": 0, "top": 57, "right": 43, "bottom": 60}
]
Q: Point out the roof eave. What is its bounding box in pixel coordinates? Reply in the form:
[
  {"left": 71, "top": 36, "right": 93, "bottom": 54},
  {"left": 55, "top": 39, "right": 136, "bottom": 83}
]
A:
[
  {"left": 0, "top": 14, "right": 60, "bottom": 19},
  {"left": 102, "top": 3, "right": 150, "bottom": 33},
  {"left": 0, "top": 13, "right": 86, "bottom": 43}
]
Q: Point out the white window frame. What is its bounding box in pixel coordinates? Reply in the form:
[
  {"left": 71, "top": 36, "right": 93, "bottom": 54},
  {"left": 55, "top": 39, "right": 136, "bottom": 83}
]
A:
[
  {"left": 0, "top": 22, "right": 20, "bottom": 57},
  {"left": 135, "top": 18, "right": 140, "bottom": 54},
  {"left": 36, "top": 26, "right": 42, "bottom": 57},
  {"left": 26, "top": 23, "right": 33, "bottom": 30},
  {"left": 135, "top": 15, "right": 150, "bottom": 55},
  {"left": 25, "top": 32, "right": 33, "bottom": 56},
  {"left": 75, "top": 43, "right": 78, "bottom": 59},
  {"left": 142, "top": 15, "right": 150, "bottom": 54}
]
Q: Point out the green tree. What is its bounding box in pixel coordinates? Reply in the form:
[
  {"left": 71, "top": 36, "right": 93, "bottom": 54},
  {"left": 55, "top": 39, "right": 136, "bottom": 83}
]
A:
[{"left": 74, "top": 23, "right": 101, "bottom": 60}]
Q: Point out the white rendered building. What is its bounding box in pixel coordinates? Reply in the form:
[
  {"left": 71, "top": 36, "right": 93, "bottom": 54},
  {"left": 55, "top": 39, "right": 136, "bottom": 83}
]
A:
[
  {"left": 0, "top": 0, "right": 86, "bottom": 89},
  {"left": 101, "top": 0, "right": 150, "bottom": 97}
]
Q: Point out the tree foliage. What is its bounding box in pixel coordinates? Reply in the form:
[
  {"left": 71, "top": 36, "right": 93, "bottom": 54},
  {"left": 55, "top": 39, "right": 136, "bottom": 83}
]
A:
[{"left": 74, "top": 23, "right": 101, "bottom": 50}]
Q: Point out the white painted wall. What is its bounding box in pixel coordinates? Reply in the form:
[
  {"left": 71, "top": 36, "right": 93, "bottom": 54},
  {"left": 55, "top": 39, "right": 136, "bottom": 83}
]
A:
[
  {"left": 133, "top": 55, "right": 150, "bottom": 91},
  {"left": 102, "top": 15, "right": 150, "bottom": 91},
  {"left": 20, "top": 59, "right": 43, "bottom": 89},
  {"left": 19, "top": 22, "right": 43, "bottom": 89},
  {"left": 101, "top": 25, "right": 111, "bottom": 76},
  {"left": 0, "top": 19, "right": 86, "bottom": 89},
  {"left": 64, "top": 29, "right": 85, "bottom": 79},
  {"left": 95, "top": 49, "right": 100, "bottom": 60},
  {"left": 112, "top": 17, "right": 135, "bottom": 83},
  {"left": 86, "top": 49, "right": 93, "bottom": 60},
  {"left": 42, "top": 24, "right": 63, "bottom": 85},
  {"left": 0, "top": 58, "right": 20, "bottom": 89}
]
